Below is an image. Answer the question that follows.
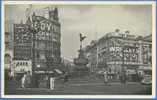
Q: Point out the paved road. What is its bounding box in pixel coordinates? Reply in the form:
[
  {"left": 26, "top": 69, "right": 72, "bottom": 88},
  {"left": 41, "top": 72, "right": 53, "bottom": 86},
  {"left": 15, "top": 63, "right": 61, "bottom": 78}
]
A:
[
  {"left": 5, "top": 78, "right": 151, "bottom": 95},
  {"left": 62, "top": 82, "right": 151, "bottom": 95}
]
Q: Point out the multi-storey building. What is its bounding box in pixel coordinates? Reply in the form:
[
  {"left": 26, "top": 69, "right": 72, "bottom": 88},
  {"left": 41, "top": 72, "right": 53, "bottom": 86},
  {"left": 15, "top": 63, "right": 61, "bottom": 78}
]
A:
[
  {"left": 5, "top": 20, "right": 14, "bottom": 78},
  {"left": 4, "top": 32, "right": 13, "bottom": 76},
  {"left": 85, "top": 40, "right": 97, "bottom": 72},
  {"left": 14, "top": 23, "right": 32, "bottom": 60},
  {"left": 13, "top": 7, "right": 61, "bottom": 77},
  {"left": 84, "top": 29, "right": 152, "bottom": 80},
  {"left": 13, "top": 21, "right": 32, "bottom": 76},
  {"left": 31, "top": 8, "right": 61, "bottom": 73}
]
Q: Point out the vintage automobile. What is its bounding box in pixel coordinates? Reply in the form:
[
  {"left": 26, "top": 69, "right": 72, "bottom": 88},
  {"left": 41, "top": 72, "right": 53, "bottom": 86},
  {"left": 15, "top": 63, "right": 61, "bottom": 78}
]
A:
[{"left": 141, "top": 75, "right": 152, "bottom": 85}]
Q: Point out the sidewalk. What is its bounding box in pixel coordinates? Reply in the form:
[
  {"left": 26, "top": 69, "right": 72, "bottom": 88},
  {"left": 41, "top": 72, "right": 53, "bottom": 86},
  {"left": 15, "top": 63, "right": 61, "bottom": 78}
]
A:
[
  {"left": 16, "top": 81, "right": 145, "bottom": 91},
  {"left": 5, "top": 78, "right": 151, "bottom": 95}
]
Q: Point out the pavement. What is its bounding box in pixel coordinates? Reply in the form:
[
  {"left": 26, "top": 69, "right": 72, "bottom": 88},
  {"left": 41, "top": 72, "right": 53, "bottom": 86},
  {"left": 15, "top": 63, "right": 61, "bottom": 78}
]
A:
[{"left": 5, "top": 77, "right": 152, "bottom": 95}]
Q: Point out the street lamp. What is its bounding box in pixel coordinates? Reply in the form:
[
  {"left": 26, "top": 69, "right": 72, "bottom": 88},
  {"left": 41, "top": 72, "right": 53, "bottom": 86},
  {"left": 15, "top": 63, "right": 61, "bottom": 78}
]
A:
[{"left": 121, "top": 45, "right": 126, "bottom": 84}]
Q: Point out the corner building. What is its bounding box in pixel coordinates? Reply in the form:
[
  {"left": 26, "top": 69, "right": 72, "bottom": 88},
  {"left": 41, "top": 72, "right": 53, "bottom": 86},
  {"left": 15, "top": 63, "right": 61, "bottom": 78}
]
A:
[
  {"left": 13, "top": 7, "right": 61, "bottom": 78},
  {"left": 84, "top": 30, "right": 152, "bottom": 81},
  {"left": 31, "top": 8, "right": 61, "bottom": 72}
]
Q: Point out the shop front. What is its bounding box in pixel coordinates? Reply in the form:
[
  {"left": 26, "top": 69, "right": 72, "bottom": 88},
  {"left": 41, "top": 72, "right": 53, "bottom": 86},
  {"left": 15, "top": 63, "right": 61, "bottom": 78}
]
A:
[
  {"left": 34, "top": 67, "right": 63, "bottom": 89},
  {"left": 122, "top": 64, "right": 139, "bottom": 82},
  {"left": 34, "top": 70, "right": 54, "bottom": 88}
]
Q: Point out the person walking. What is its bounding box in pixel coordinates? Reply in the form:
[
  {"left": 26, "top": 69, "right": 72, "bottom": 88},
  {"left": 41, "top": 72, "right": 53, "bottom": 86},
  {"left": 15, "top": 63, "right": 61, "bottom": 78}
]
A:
[
  {"left": 103, "top": 70, "right": 110, "bottom": 86},
  {"left": 25, "top": 71, "right": 31, "bottom": 88},
  {"left": 121, "top": 72, "right": 127, "bottom": 85},
  {"left": 64, "top": 72, "right": 69, "bottom": 83},
  {"left": 21, "top": 72, "right": 27, "bottom": 88}
]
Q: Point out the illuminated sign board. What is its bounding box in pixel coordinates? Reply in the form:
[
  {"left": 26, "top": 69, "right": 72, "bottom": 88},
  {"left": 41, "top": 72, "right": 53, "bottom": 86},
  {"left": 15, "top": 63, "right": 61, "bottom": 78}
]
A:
[
  {"left": 14, "top": 24, "right": 32, "bottom": 45},
  {"left": 33, "top": 16, "right": 60, "bottom": 41},
  {"left": 107, "top": 32, "right": 135, "bottom": 39},
  {"left": 13, "top": 60, "right": 32, "bottom": 73},
  {"left": 109, "top": 46, "right": 139, "bottom": 63},
  {"left": 123, "top": 46, "right": 138, "bottom": 63},
  {"left": 109, "top": 47, "right": 122, "bottom": 52}
]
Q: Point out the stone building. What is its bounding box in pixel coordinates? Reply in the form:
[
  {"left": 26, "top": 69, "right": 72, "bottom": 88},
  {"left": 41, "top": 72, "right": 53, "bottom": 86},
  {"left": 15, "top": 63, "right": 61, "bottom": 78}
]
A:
[
  {"left": 4, "top": 32, "right": 13, "bottom": 77},
  {"left": 14, "top": 23, "right": 32, "bottom": 60},
  {"left": 85, "top": 40, "right": 97, "bottom": 72},
  {"left": 84, "top": 29, "right": 152, "bottom": 80},
  {"left": 5, "top": 19, "right": 14, "bottom": 78},
  {"left": 13, "top": 7, "right": 61, "bottom": 77}
]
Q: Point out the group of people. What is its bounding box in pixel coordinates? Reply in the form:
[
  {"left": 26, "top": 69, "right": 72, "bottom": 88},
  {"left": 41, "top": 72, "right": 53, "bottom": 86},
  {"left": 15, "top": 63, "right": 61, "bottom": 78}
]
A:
[
  {"left": 102, "top": 70, "right": 127, "bottom": 85},
  {"left": 20, "top": 70, "right": 127, "bottom": 89}
]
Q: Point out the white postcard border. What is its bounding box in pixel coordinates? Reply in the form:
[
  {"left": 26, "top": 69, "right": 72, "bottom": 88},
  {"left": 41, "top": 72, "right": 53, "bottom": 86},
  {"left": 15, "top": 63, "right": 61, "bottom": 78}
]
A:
[{"left": 1, "top": 1, "right": 156, "bottom": 99}]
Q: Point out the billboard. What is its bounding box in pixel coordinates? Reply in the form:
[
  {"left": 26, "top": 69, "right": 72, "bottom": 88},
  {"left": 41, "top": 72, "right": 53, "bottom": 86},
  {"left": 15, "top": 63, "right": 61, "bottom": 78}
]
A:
[
  {"left": 123, "top": 46, "right": 138, "bottom": 63},
  {"left": 32, "top": 16, "right": 60, "bottom": 41}
]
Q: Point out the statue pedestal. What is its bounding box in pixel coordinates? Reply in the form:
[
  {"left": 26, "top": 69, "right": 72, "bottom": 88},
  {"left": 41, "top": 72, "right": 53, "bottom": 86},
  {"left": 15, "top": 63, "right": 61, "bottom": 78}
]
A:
[
  {"left": 73, "top": 49, "right": 89, "bottom": 77},
  {"left": 73, "top": 65, "right": 89, "bottom": 77}
]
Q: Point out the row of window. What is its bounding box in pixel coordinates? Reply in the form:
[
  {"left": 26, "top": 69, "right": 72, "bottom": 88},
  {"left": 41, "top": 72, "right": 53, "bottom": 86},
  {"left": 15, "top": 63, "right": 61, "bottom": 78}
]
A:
[{"left": 14, "top": 61, "right": 30, "bottom": 66}]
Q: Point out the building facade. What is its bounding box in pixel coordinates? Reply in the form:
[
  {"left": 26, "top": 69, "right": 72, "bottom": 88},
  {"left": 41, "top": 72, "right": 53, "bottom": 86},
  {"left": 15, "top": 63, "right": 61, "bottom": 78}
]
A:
[
  {"left": 13, "top": 7, "right": 61, "bottom": 75},
  {"left": 5, "top": 19, "right": 14, "bottom": 78},
  {"left": 13, "top": 60, "right": 32, "bottom": 75},
  {"left": 4, "top": 32, "right": 13, "bottom": 77},
  {"left": 85, "top": 40, "right": 97, "bottom": 72},
  {"left": 14, "top": 23, "right": 32, "bottom": 60},
  {"left": 84, "top": 29, "right": 152, "bottom": 79}
]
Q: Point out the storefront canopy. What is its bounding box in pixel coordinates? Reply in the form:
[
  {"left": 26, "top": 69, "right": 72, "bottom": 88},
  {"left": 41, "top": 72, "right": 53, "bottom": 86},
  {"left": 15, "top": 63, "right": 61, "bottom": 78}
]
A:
[
  {"left": 138, "top": 66, "right": 152, "bottom": 70},
  {"left": 34, "top": 67, "right": 63, "bottom": 75}
]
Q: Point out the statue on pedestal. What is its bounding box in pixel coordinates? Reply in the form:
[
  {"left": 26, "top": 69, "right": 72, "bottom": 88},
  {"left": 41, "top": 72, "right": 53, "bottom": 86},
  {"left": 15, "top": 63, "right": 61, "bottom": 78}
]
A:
[
  {"left": 73, "top": 33, "right": 89, "bottom": 77},
  {"left": 79, "top": 33, "right": 86, "bottom": 50}
]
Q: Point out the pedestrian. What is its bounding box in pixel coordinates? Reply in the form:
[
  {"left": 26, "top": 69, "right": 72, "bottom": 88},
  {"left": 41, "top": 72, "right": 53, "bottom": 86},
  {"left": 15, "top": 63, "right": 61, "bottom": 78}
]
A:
[
  {"left": 25, "top": 71, "right": 31, "bottom": 88},
  {"left": 21, "top": 72, "right": 27, "bottom": 88},
  {"left": 117, "top": 72, "right": 120, "bottom": 80},
  {"left": 121, "top": 72, "right": 127, "bottom": 85},
  {"left": 50, "top": 77, "right": 55, "bottom": 90},
  {"left": 64, "top": 72, "right": 69, "bottom": 83},
  {"left": 103, "top": 70, "right": 110, "bottom": 86},
  {"left": 32, "top": 74, "right": 39, "bottom": 88}
]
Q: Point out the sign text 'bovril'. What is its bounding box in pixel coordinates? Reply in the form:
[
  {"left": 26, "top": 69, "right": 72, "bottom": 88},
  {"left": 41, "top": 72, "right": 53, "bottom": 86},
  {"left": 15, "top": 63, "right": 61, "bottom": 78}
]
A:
[{"left": 32, "top": 16, "right": 60, "bottom": 41}]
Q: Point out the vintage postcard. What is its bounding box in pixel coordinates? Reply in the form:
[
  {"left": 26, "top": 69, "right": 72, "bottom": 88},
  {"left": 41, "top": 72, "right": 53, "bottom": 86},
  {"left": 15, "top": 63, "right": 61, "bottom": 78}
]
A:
[{"left": 1, "top": 1, "right": 156, "bottom": 99}]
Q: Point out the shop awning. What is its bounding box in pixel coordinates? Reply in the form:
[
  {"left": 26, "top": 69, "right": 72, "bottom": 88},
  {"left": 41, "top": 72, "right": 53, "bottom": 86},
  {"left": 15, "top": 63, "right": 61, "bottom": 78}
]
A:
[
  {"left": 54, "top": 69, "right": 63, "bottom": 74},
  {"left": 138, "top": 66, "right": 152, "bottom": 70}
]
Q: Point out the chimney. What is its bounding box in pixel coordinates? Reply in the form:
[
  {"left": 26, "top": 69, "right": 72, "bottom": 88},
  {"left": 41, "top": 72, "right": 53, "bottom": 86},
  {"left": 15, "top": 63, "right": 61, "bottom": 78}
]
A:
[
  {"left": 32, "top": 12, "right": 36, "bottom": 22},
  {"left": 54, "top": 7, "right": 58, "bottom": 16},
  {"left": 54, "top": 7, "right": 59, "bottom": 21},
  {"left": 48, "top": 8, "right": 54, "bottom": 21},
  {"left": 26, "top": 17, "right": 31, "bottom": 26}
]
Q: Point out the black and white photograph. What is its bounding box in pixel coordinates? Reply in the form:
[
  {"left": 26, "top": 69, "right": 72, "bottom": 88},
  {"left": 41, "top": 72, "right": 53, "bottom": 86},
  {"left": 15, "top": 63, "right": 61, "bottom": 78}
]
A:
[{"left": 2, "top": 1, "right": 156, "bottom": 98}]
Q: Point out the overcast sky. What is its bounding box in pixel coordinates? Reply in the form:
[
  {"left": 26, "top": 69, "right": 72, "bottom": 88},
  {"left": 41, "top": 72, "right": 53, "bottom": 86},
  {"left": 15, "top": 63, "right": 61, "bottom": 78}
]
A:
[{"left": 5, "top": 4, "right": 152, "bottom": 61}]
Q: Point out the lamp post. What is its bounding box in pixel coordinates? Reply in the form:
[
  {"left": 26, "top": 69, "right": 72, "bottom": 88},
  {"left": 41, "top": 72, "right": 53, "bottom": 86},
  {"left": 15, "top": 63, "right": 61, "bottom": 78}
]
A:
[
  {"left": 121, "top": 45, "right": 126, "bottom": 84},
  {"left": 32, "top": 28, "right": 36, "bottom": 73}
]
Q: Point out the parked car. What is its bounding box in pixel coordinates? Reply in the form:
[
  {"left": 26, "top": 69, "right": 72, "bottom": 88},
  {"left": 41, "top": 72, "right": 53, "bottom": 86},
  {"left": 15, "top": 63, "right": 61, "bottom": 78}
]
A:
[{"left": 141, "top": 75, "right": 152, "bottom": 85}]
